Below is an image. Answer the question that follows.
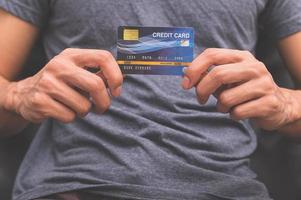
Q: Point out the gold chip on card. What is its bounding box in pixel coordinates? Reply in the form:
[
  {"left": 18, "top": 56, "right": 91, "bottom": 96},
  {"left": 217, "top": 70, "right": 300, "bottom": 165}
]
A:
[{"left": 123, "top": 29, "right": 139, "bottom": 40}]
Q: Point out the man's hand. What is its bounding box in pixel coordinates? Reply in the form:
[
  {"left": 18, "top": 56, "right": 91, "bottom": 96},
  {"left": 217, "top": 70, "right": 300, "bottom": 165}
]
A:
[
  {"left": 182, "top": 48, "right": 300, "bottom": 131},
  {"left": 1, "top": 48, "right": 123, "bottom": 123}
]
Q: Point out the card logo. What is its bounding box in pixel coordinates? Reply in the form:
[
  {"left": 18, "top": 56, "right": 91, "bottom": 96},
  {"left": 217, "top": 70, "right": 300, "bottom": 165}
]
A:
[{"left": 180, "top": 39, "right": 190, "bottom": 47}]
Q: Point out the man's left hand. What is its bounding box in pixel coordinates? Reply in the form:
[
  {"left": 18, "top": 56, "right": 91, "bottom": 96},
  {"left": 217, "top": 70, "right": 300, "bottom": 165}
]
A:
[{"left": 182, "top": 48, "right": 299, "bottom": 131}]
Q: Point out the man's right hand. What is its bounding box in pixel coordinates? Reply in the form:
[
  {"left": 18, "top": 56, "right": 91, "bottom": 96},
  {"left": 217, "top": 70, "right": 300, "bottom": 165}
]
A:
[{"left": 1, "top": 48, "right": 123, "bottom": 123}]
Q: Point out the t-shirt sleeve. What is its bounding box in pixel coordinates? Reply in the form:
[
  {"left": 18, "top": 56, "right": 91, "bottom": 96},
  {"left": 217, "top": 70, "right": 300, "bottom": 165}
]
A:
[
  {"left": 260, "top": 0, "right": 301, "bottom": 40},
  {"left": 0, "top": 0, "right": 50, "bottom": 28}
]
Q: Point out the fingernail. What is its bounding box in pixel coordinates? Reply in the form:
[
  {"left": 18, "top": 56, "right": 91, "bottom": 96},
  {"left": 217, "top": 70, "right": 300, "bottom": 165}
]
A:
[
  {"left": 114, "top": 86, "right": 122, "bottom": 97},
  {"left": 182, "top": 67, "right": 188, "bottom": 74},
  {"left": 182, "top": 76, "right": 190, "bottom": 90}
]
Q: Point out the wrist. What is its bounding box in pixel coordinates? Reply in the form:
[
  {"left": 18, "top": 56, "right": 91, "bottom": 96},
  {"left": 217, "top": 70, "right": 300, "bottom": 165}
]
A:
[
  {"left": 280, "top": 88, "right": 301, "bottom": 125},
  {"left": 0, "top": 81, "right": 19, "bottom": 113},
  {"left": 0, "top": 78, "right": 30, "bottom": 136}
]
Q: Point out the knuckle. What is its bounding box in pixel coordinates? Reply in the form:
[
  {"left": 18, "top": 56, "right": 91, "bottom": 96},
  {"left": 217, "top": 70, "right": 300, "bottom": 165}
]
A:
[
  {"left": 196, "top": 85, "right": 206, "bottom": 98},
  {"left": 45, "top": 57, "right": 69, "bottom": 74},
  {"left": 203, "top": 48, "right": 218, "bottom": 60},
  {"left": 111, "top": 74, "right": 123, "bottom": 86},
  {"left": 247, "top": 61, "right": 268, "bottom": 78},
  {"left": 39, "top": 74, "right": 53, "bottom": 90},
  {"left": 91, "top": 77, "right": 105, "bottom": 92},
  {"left": 102, "top": 100, "right": 111, "bottom": 111},
  {"left": 210, "top": 68, "right": 226, "bottom": 84},
  {"left": 253, "top": 62, "right": 269, "bottom": 75},
  {"left": 256, "top": 61, "right": 265, "bottom": 67},
  {"left": 44, "top": 60, "right": 57, "bottom": 72},
  {"left": 97, "top": 99, "right": 111, "bottom": 114},
  {"left": 265, "top": 80, "right": 275, "bottom": 91},
  {"left": 261, "top": 77, "right": 276, "bottom": 93},
  {"left": 256, "top": 86, "right": 268, "bottom": 97},
  {"left": 61, "top": 48, "right": 76, "bottom": 55},
  {"left": 248, "top": 66, "right": 262, "bottom": 78},
  {"left": 30, "top": 92, "right": 45, "bottom": 108},
  {"left": 219, "top": 92, "right": 232, "bottom": 107},
  {"left": 63, "top": 112, "right": 76, "bottom": 123},
  {"left": 231, "top": 107, "right": 243, "bottom": 120},
  {"left": 186, "top": 66, "right": 201, "bottom": 78},
  {"left": 267, "top": 95, "right": 279, "bottom": 111},
  {"left": 39, "top": 109, "right": 51, "bottom": 119},
  {"left": 79, "top": 101, "right": 92, "bottom": 116},
  {"left": 99, "top": 50, "right": 114, "bottom": 63},
  {"left": 242, "top": 50, "right": 253, "bottom": 58},
  {"left": 257, "top": 61, "right": 267, "bottom": 68}
]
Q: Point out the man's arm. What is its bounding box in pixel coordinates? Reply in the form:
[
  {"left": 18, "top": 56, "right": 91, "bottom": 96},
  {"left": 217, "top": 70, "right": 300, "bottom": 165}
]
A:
[
  {"left": 0, "top": 9, "right": 39, "bottom": 136},
  {"left": 276, "top": 32, "right": 301, "bottom": 137}
]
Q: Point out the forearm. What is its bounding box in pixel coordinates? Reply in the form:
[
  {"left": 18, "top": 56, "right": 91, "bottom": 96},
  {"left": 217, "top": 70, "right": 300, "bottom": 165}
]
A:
[{"left": 0, "top": 77, "right": 29, "bottom": 136}]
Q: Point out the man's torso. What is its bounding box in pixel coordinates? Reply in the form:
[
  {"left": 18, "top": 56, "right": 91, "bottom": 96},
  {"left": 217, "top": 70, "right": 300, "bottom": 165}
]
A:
[{"left": 14, "top": 1, "right": 271, "bottom": 199}]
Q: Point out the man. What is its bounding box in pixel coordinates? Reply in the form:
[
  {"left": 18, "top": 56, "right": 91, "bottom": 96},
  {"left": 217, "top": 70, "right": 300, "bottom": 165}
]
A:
[{"left": 0, "top": 0, "right": 301, "bottom": 199}]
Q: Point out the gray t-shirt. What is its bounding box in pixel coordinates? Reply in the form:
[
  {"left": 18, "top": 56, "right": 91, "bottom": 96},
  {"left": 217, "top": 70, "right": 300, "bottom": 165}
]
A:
[{"left": 1, "top": 0, "right": 301, "bottom": 199}]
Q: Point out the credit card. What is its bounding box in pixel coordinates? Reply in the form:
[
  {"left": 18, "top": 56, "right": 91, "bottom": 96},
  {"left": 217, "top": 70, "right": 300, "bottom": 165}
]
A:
[{"left": 117, "top": 26, "right": 194, "bottom": 76}]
